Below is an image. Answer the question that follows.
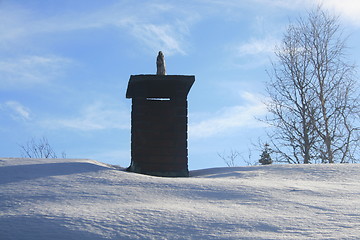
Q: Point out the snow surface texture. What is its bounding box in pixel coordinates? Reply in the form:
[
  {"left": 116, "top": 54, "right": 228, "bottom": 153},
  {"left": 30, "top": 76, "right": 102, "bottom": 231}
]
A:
[{"left": 1, "top": 158, "right": 360, "bottom": 239}]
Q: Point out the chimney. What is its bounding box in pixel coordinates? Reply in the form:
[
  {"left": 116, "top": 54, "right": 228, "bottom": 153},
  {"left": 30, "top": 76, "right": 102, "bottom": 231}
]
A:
[{"left": 126, "top": 74, "right": 195, "bottom": 177}]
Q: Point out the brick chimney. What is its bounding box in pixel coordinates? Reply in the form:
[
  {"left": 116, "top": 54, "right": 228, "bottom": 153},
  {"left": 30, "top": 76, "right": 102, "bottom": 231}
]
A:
[{"left": 126, "top": 74, "right": 195, "bottom": 177}]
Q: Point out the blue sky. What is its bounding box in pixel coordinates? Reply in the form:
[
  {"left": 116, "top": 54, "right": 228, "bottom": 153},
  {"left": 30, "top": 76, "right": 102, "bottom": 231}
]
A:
[{"left": 1, "top": 0, "right": 360, "bottom": 170}]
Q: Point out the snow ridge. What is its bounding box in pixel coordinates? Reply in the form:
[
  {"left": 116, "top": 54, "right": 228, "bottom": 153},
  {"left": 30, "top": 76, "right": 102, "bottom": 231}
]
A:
[{"left": 1, "top": 158, "right": 360, "bottom": 239}]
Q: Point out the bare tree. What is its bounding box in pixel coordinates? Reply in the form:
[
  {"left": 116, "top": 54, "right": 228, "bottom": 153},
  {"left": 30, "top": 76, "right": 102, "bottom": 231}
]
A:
[
  {"left": 266, "top": 12, "right": 319, "bottom": 164},
  {"left": 305, "top": 8, "right": 359, "bottom": 163},
  {"left": 266, "top": 6, "right": 359, "bottom": 164},
  {"left": 218, "top": 149, "right": 239, "bottom": 167},
  {"left": 20, "top": 137, "right": 66, "bottom": 159},
  {"left": 218, "top": 148, "right": 256, "bottom": 167}
]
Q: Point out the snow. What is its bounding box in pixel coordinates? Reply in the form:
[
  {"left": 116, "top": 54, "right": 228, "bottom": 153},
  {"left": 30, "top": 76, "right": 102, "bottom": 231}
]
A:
[{"left": 1, "top": 158, "right": 360, "bottom": 239}]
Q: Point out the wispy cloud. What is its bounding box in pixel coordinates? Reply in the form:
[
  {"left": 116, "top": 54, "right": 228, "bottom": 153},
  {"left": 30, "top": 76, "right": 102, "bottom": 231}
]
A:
[
  {"left": 254, "top": 0, "right": 311, "bottom": 9},
  {"left": 236, "top": 37, "right": 277, "bottom": 56},
  {"left": 0, "top": 4, "right": 32, "bottom": 49},
  {"left": 0, "top": 55, "right": 72, "bottom": 89},
  {"left": 224, "top": 0, "right": 360, "bottom": 70},
  {"left": 42, "top": 102, "right": 130, "bottom": 131},
  {"left": 189, "top": 92, "right": 267, "bottom": 138},
  {"left": 227, "top": 36, "right": 278, "bottom": 69},
  {"left": 1, "top": 101, "right": 32, "bottom": 121},
  {"left": 0, "top": 2, "right": 194, "bottom": 56},
  {"left": 129, "top": 23, "right": 187, "bottom": 56},
  {"left": 91, "top": 2, "right": 196, "bottom": 55}
]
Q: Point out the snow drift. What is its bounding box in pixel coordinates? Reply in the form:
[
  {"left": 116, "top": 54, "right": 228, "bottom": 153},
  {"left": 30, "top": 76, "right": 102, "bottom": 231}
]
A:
[{"left": 1, "top": 158, "right": 360, "bottom": 239}]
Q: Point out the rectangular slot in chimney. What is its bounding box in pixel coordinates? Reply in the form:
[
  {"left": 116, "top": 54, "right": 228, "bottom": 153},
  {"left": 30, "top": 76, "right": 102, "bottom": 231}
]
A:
[{"left": 146, "top": 98, "right": 171, "bottom": 101}]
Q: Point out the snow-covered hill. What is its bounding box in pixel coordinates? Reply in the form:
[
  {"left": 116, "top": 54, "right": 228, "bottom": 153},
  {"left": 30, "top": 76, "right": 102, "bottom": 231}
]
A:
[{"left": 1, "top": 158, "right": 360, "bottom": 239}]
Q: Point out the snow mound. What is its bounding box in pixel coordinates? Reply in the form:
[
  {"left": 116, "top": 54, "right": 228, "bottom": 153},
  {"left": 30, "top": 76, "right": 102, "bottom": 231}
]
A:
[{"left": 1, "top": 158, "right": 360, "bottom": 239}]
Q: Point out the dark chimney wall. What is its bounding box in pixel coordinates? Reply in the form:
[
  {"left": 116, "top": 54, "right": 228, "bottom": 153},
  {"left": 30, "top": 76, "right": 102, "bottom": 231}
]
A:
[{"left": 126, "top": 75, "right": 194, "bottom": 177}]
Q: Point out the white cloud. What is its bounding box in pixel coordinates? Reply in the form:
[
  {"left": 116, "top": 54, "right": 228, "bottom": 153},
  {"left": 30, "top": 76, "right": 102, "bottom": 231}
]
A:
[
  {"left": 256, "top": 0, "right": 360, "bottom": 27},
  {"left": 226, "top": 0, "right": 360, "bottom": 70},
  {"left": 227, "top": 36, "right": 278, "bottom": 69},
  {"left": 92, "top": 3, "right": 195, "bottom": 55},
  {"left": 1, "top": 101, "right": 31, "bottom": 121},
  {"left": 236, "top": 37, "right": 277, "bottom": 57},
  {"left": 129, "top": 23, "right": 187, "bottom": 56},
  {"left": 43, "top": 102, "right": 130, "bottom": 131},
  {"left": 0, "top": 55, "right": 72, "bottom": 89},
  {"left": 189, "top": 92, "right": 267, "bottom": 138},
  {"left": 0, "top": 4, "right": 32, "bottom": 49},
  {"left": 255, "top": 0, "right": 310, "bottom": 9},
  {"left": 320, "top": 0, "right": 360, "bottom": 26},
  {"left": 0, "top": 2, "right": 193, "bottom": 56}
]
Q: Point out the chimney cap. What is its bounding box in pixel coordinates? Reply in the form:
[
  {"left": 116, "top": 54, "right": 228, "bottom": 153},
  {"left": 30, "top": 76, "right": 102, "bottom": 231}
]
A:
[{"left": 126, "top": 74, "right": 195, "bottom": 99}]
